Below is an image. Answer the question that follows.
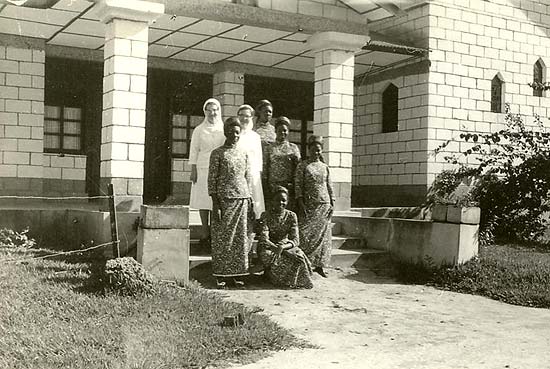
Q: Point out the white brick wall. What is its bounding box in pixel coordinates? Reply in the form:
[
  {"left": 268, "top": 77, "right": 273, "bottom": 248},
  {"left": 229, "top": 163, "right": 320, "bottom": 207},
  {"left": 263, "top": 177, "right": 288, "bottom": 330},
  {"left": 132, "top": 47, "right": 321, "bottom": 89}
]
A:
[
  {"left": 353, "top": 0, "right": 550, "bottom": 190},
  {"left": 43, "top": 153, "right": 87, "bottom": 180},
  {"left": 0, "top": 45, "right": 44, "bottom": 180}
]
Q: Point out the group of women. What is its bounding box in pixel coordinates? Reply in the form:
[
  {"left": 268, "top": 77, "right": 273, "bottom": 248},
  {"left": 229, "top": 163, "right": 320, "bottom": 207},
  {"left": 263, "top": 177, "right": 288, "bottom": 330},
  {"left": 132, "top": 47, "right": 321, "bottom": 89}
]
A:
[{"left": 188, "top": 98, "right": 334, "bottom": 289}]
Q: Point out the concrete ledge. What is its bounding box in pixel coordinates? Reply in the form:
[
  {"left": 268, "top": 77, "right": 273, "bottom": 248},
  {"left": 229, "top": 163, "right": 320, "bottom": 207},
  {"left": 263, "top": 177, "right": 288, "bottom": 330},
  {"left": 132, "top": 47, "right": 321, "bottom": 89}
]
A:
[
  {"left": 333, "top": 215, "right": 479, "bottom": 266},
  {"left": 447, "top": 206, "right": 481, "bottom": 224},
  {"left": 140, "top": 205, "right": 189, "bottom": 229}
]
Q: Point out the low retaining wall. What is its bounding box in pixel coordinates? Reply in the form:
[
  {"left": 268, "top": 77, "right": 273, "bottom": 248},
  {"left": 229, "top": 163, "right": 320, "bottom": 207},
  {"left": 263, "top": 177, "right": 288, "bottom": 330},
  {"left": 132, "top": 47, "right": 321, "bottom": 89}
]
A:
[
  {"left": 0, "top": 208, "right": 139, "bottom": 256},
  {"left": 334, "top": 206, "right": 479, "bottom": 266}
]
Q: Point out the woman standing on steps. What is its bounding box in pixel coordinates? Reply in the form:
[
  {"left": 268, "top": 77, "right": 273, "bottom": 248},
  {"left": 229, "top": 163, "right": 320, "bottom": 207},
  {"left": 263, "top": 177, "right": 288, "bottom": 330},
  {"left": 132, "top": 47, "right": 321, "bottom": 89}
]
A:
[
  {"left": 208, "top": 117, "right": 254, "bottom": 288},
  {"left": 188, "top": 98, "right": 225, "bottom": 249},
  {"left": 263, "top": 116, "right": 301, "bottom": 211},
  {"left": 295, "top": 135, "right": 334, "bottom": 278}
]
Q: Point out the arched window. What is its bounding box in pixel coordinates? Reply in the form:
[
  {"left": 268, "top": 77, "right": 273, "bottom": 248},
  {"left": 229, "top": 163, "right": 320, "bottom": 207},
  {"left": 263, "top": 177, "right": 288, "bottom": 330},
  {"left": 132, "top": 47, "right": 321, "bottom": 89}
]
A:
[
  {"left": 382, "top": 83, "right": 398, "bottom": 133},
  {"left": 533, "top": 59, "right": 544, "bottom": 97},
  {"left": 491, "top": 74, "right": 504, "bottom": 113}
]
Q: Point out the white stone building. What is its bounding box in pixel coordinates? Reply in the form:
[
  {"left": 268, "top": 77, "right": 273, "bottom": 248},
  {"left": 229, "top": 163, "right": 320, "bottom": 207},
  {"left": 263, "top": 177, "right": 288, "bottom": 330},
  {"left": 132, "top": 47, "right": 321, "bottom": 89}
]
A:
[{"left": 0, "top": 0, "right": 548, "bottom": 211}]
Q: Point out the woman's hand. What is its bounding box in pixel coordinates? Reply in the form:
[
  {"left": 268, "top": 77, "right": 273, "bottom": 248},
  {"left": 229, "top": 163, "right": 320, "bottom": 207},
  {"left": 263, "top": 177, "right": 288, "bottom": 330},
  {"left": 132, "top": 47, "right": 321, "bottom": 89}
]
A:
[{"left": 190, "top": 164, "right": 198, "bottom": 183}]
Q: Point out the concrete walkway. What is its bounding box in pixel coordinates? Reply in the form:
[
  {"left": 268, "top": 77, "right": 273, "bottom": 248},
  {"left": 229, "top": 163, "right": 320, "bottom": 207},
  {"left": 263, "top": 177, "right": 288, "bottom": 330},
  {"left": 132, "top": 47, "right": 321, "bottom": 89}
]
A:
[{"left": 206, "top": 267, "right": 550, "bottom": 369}]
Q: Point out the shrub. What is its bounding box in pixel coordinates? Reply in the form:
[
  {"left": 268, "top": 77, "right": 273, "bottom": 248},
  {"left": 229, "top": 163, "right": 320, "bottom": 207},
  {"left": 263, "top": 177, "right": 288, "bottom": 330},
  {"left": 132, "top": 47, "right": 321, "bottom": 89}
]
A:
[
  {"left": 432, "top": 105, "right": 550, "bottom": 243},
  {"left": 100, "top": 257, "right": 156, "bottom": 296},
  {"left": 0, "top": 228, "right": 36, "bottom": 249}
]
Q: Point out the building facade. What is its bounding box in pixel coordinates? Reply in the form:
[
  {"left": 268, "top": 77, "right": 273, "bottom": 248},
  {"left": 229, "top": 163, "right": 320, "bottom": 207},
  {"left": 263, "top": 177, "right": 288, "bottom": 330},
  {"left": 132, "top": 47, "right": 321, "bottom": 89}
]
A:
[{"left": 0, "top": 0, "right": 548, "bottom": 210}]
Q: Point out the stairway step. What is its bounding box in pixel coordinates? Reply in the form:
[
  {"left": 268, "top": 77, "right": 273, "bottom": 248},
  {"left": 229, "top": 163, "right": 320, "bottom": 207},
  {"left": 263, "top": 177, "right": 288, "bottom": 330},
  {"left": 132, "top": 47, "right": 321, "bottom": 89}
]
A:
[
  {"left": 329, "top": 248, "right": 389, "bottom": 269},
  {"left": 331, "top": 235, "right": 364, "bottom": 249},
  {"left": 190, "top": 235, "right": 363, "bottom": 256},
  {"left": 331, "top": 222, "right": 342, "bottom": 236},
  {"left": 189, "top": 255, "right": 211, "bottom": 269}
]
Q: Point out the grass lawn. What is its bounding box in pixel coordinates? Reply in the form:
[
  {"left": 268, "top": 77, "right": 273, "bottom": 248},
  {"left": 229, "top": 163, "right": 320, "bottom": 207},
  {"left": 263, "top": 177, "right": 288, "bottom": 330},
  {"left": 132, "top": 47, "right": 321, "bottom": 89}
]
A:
[
  {"left": 396, "top": 243, "right": 550, "bottom": 308},
  {"left": 0, "top": 245, "right": 305, "bottom": 369}
]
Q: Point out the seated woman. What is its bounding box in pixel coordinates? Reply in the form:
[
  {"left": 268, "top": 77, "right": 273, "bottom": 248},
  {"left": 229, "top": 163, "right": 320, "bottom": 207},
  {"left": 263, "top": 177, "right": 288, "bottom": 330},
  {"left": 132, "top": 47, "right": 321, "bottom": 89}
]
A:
[{"left": 257, "top": 186, "right": 313, "bottom": 289}]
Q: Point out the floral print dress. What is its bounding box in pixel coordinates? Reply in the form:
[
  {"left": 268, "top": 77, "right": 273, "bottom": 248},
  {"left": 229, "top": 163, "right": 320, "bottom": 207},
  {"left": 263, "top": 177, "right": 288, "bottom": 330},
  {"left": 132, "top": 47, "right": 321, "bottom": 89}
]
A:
[
  {"left": 257, "top": 209, "right": 313, "bottom": 289},
  {"left": 263, "top": 140, "right": 301, "bottom": 210},
  {"left": 295, "top": 159, "right": 334, "bottom": 268},
  {"left": 208, "top": 143, "right": 253, "bottom": 278}
]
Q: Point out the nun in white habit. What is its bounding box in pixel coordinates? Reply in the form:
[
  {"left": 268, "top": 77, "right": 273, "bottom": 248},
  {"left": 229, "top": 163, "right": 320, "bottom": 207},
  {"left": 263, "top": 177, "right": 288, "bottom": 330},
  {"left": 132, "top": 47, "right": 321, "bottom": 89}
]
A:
[{"left": 189, "top": 98, "right": 225, "bottom": 245}]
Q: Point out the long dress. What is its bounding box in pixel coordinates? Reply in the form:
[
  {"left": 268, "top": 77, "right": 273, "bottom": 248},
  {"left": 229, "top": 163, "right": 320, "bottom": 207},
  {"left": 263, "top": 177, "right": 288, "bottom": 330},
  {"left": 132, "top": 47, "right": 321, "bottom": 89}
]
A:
[
  {"left": 237, "top": 124, "right": 265, "bottom": 218},
  {"left": 257, "top": 209, "right": 313, "bottom": 289},
  {"left": 208, "top": 143, "right": 253, "bottom": 278},
  {"left": 263, "top": 140, "right": 301, "bottom": 211},
  {"left": 295, "top": 159, "right": 334, "bottom": 268},
  {"left": 188, "top": 120, "right": 225, "bottom": 210}
]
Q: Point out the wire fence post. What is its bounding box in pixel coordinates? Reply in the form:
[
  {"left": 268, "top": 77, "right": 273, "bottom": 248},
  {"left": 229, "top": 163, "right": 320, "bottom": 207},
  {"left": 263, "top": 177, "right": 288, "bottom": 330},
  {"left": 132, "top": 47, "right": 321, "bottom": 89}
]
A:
[{"left": 107, "top": 183, "right": 120, "bottom": 258}]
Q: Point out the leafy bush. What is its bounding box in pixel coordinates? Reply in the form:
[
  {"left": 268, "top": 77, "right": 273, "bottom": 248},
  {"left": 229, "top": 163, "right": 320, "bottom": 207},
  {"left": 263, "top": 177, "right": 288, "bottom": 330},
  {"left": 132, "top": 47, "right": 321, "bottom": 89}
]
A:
[
  {"left": 100, "top": 257, "right": 156, "bottom": 296},
  {"left": 0, "top": 228, "right": 36, "bottom": 249},
  {"left": 431, "top": 105, "right": 550, "bottom": 243}
]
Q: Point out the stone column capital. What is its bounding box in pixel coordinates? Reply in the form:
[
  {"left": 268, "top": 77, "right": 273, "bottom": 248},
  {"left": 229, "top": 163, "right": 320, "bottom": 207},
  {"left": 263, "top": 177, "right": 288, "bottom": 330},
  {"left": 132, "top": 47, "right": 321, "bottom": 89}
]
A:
[
  {"left": 307, "top": 31, "right": 369, "bottom": 53},
  {"left": 93, "top": 0, "right": 165, "bottom": 24}
]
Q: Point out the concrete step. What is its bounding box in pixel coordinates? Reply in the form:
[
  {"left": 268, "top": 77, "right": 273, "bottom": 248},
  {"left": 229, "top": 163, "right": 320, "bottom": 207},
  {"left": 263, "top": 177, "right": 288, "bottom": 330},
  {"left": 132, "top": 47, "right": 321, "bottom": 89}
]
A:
[
  {"left": 190, "top": 248, "right": 389, "bottom": 271},
  {"left": 329, "top": 248, "right": 389, "bottom": 269},
  {"left": 190, "top": 234, "right": 364, "bottom": 256},
  {"left": 331, "top": 235, "right": 364, "bottom": 249},
  {"left": 189, "top": 255, "right": 211, "bottom": 270}
]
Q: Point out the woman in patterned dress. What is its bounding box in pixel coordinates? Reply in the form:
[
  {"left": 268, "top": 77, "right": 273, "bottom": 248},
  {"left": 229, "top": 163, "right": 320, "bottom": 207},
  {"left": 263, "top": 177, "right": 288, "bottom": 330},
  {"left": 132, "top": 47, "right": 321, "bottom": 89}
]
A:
[
  {"left": 263, "top": 116, "right": 301, "bottom": 211},
  {"left": 295, "top": 135, "right": 334, "bottom": 278},
  {"left": 188, "top": 98, "right": 225, "bottom": 247},
  {"left": 257, "top": 186, "right": 313, "bottom": 289},
  {"left": 208, "top": 117, "right": 254, "bottom": 288}
]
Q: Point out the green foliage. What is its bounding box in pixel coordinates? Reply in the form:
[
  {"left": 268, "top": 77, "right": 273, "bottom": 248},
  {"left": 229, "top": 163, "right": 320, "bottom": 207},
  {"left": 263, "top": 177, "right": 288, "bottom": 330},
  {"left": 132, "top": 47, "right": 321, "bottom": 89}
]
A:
[
  {"left": 100, "top": 257, "right": 156, "bottom": 296},
  {"left": 0, "top": 228, "right": 36, "bottom": 249},
  {"left": 396, "top": 244, "right": 550, "bottom": 308},
  {"left": 432, "top": 105, "right": 550, "bottom": 243}
]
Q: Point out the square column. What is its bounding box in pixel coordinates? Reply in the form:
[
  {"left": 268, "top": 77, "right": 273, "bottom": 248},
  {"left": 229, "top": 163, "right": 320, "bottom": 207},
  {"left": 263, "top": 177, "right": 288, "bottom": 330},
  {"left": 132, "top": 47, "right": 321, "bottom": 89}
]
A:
[
  {"left": 212, "top": 68, "right": 245, "bottom": 118},
  {"left": 94, "top": 0, "right": 164, "bottom": 211},
  {"left": 0, "top": 41, "right": 45, "bottom": 198},
  {"left": 307, "top": 32, "right": 367, "bottom": 211}
]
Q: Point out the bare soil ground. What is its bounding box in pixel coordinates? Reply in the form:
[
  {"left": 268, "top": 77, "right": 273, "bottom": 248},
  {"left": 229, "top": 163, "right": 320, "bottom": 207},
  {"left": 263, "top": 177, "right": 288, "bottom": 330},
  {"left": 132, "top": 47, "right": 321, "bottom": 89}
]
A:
[{"left": 191, "top": 265, "right": 550, "bottom": 369}]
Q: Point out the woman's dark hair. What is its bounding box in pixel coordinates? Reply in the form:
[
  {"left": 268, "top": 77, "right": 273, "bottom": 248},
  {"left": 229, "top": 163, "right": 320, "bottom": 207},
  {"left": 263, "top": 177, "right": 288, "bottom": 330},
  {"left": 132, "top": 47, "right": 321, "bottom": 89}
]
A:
[
  {"left": 307, "top": 135, "right": 324, "bottom": 148},
  {"left": 224, "top": 117, "right": 241, "bottom": 132},
  {"left": 255, "top": 99, "right": 273, "bottom": 116},
  {"left": 274, "top": 116, "right": 291, "bottom": 129},
  {"left": 271, "top": 185, "right": 289, "bottom": 197}
]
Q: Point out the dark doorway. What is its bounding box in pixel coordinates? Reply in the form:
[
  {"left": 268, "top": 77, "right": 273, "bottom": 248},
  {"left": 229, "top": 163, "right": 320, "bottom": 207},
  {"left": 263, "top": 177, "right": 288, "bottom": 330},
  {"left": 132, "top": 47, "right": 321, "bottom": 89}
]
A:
[{"left": 143, "top": 69, "right": 212, "bottom": 204}]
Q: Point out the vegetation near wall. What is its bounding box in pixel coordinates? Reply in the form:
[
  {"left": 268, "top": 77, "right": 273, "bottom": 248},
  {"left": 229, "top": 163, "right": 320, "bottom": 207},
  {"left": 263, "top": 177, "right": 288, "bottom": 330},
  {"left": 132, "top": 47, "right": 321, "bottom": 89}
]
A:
[{"left": 429, "top": 105, "right": 550, "bottom": 245}]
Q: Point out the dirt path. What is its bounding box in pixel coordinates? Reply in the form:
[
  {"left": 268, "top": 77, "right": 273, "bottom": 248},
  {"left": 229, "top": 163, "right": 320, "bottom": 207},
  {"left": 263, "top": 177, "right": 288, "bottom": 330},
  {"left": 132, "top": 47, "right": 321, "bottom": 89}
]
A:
[{"left": 205, "top": 268, "right": 550, "bottom": 369}]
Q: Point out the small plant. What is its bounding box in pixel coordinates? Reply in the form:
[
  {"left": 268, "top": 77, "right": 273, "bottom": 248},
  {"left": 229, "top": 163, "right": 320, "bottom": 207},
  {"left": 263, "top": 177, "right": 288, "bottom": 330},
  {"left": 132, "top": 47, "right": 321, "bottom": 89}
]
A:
[
  {"left": 0, "top": 228, "right": 36, "bottom": 249},
  {"left": 100, "top": 257, "right": 156, "bottom": 296}
]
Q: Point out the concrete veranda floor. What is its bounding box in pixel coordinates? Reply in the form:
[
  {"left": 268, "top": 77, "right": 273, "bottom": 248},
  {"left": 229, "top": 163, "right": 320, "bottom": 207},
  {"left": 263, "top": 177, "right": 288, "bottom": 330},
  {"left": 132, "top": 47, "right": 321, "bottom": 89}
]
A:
[{"left": 192, "top": 266, "right": 550, "bottom": 369}]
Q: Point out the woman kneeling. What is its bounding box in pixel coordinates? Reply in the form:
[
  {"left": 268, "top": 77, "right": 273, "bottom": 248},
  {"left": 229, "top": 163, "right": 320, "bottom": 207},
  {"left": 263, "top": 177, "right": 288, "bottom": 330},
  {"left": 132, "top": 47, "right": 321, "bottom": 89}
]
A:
[{"left": 257, "top": 186, "right": 313, "bottom": 289}]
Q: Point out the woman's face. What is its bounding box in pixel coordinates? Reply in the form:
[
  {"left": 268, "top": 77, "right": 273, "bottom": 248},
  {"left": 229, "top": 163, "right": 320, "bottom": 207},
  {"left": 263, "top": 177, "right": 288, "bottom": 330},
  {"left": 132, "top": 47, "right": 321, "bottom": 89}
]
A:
[
  {"left": 309, "top": 142, "right": 322, "bottom": 160},
  {"left": 238, "top": 108, "right": 253, "bottom": 128},
  {"left": 225, "top": 124, "right": 241, "bottom": 145},
  {"left": 258, "top": 105, "right": 273, "bottom": 123},
  {"left": 205, "top": 103, "right": 220, "bottom": 124},
  {"left": 272, "top": 191, "right": 288, "bottom": 212},
  {"left": 275, "top": 124, "right": 289, "bottom": 142}
]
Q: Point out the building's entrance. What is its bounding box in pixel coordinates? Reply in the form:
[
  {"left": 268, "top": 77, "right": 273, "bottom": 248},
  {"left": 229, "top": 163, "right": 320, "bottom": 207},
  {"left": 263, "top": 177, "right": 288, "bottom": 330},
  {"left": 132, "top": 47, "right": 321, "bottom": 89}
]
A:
[{"left": 143, "top": 69, "right": 212, "bottom": 204}]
